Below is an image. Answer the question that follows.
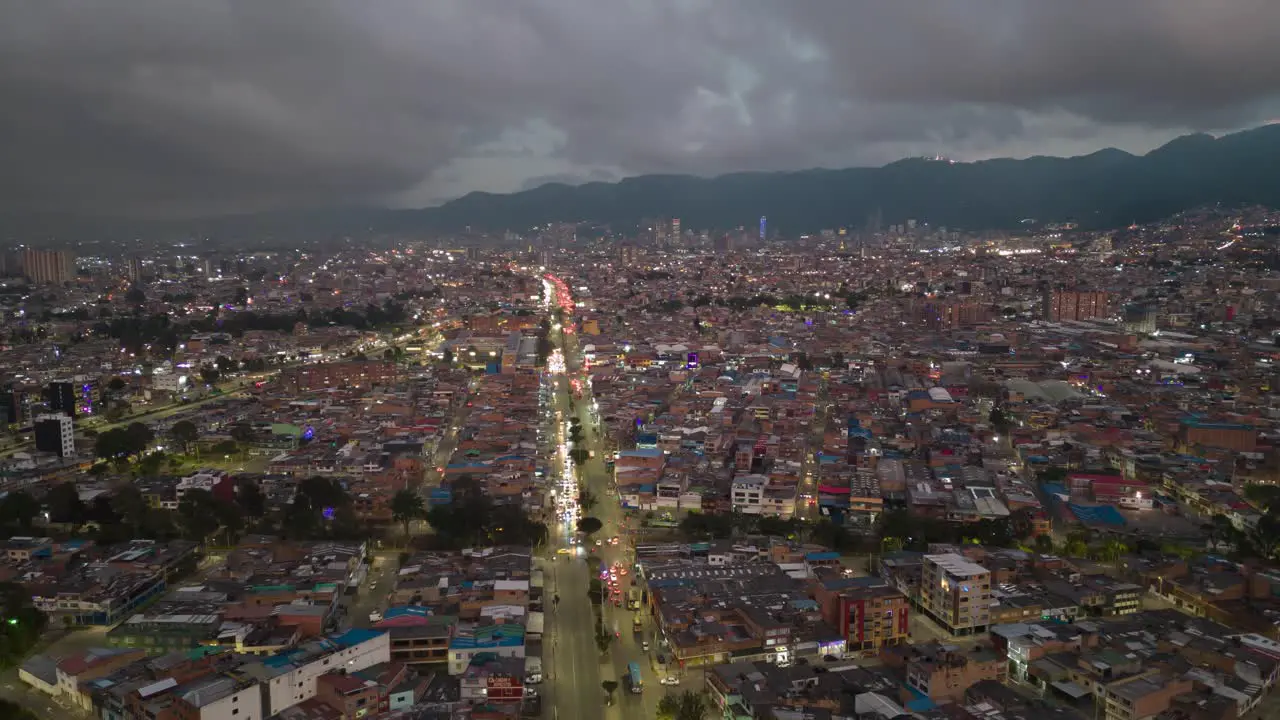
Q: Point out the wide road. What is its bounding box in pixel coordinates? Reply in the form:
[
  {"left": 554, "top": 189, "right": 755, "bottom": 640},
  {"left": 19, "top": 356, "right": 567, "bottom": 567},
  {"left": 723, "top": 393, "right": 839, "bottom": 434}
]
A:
[
  {"left": 545, "top": 275, "right": 686, "bottom": 720},
  {"left": 543, "top": 541, "right": 604, "bottom": 720}
]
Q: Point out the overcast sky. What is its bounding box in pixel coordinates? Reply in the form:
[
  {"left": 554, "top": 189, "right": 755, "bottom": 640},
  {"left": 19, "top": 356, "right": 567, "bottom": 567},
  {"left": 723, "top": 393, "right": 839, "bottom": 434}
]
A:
[{"left": 4, "top": 0, "right": 1280, "bottom": 218}]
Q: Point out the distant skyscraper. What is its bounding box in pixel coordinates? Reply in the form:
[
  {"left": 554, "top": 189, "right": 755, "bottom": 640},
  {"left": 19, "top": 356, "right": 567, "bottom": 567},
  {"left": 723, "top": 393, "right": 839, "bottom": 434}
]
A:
[
  {"left": 22, "top": 248, "right": 74, "bottom": 285},
  {"left": 759, "top": 216, "right": 767, "bottom": 241},
  {"left": 671, "top": 218, "right": 681, "bottom": 244},
  {"left": 127, "top": 257, "right": 143, "bottom": 284}
]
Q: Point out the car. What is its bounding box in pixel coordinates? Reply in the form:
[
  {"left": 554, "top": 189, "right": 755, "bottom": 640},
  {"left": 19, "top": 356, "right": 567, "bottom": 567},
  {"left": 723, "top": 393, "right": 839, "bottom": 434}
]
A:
[
  {"left": 660, "top": 676, "right": 679, "bottom": 686},
  {"left": 556, "top": 548, "right": 572, "bottom": 555},
  {"left": 641, "top": 641, "right": 650, "bottom": 651}
]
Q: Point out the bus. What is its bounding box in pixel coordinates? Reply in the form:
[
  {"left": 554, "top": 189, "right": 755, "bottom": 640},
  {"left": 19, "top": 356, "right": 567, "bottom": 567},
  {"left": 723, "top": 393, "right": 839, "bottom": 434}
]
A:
[
  {"left": 627, "top": 587, "right": 641, "bottom": 610},
  {"left": 627, "top": 662, "right": 643, "bottom": 693}
]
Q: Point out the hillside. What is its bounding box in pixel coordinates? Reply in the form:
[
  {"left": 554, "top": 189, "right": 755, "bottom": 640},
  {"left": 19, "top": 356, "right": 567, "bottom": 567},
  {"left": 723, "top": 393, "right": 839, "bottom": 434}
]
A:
[{"left": 8, "top": 124, "right": 1280, "bottom": 241}]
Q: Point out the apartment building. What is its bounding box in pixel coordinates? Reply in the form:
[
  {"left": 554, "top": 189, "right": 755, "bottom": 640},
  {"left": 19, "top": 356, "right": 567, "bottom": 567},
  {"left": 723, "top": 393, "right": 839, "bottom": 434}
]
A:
[
  {"left": 1044, "top": 290, "right": 1110, "bottom": 322},
  {"left": 731, "top": 474, "right": 797, "bottom": 517},
  {"left": 834, "top": 583, "right": 910, "bottom": 655},
  {"left": 920, "top": 553, "right": 992, "bottom": 636},
  {"left": 1103, "top": 672, "right": 1193, "bottom": 720},
  {"left": 893, "top": 642, "right": 1008, "bottom": 706},
  {"left": 251, "top": 629, "right": 390, "bottom": 716}
]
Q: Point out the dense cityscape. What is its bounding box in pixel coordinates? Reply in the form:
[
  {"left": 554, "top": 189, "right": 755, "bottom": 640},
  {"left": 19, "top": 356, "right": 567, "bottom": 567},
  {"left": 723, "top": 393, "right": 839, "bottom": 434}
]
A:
[
  {"left": 0, "top": 207, "right": 1276, "bottom": 720},
  {"left": 11, "top": 2, "right": 1280, "bottom": 719}
]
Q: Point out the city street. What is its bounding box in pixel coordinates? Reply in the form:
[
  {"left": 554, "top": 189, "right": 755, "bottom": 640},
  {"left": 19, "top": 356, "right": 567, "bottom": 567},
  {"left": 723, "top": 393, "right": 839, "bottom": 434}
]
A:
[
  {"left": 542, "top": 275, "right": 683, "bottom": 719},
  {"left": 345, "top": 556, "right": 400, "bottom": 629}
]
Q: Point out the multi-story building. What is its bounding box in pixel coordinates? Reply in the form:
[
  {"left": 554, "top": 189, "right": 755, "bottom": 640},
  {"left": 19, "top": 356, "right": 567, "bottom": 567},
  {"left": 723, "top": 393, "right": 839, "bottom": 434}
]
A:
[
  {"left": 910, "top": 299, "right": 994, "bottom": 329},
  {"left": 832, "top": 583, "right": 910, "bottom": 656},
  {"left": 1044, "top": 290, "right": 1110, "bottom": 321},
  {"left": 34, "top": 412, "right": 74, "bottom": 457},
  {"left": 43, "top": 381, "right": 78, "bottom": 418},
  {"left": 897, "top": 642, "right": 1007, "bottom": 705},
  {"left": 254, "top": 629, "right": 390, "bottom": 716},
  {"left": 283, "top": 361, "right": 398, "bottom": 392},
  {"left": 730, "top": 474, "right": 797, "bottom": 517},
  {"left": 920, "top": 553, "right": 992, "bottom": 636},
  {"left": 1103, "top": 672, "right": 1194, "bottom": 720},
  {"left": 22, "top": 248, "right": 74, "bottom": 285}
]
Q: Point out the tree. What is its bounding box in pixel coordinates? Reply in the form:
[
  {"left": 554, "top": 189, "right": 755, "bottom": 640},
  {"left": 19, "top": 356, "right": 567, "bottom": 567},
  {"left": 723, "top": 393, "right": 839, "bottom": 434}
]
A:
[
  {"left": 1062, "top": 538, "right": 1089, "bottom": 558},
  {"left": 0, "top": 581, "right": 48, "bottom": 670},
  {"left": 215, "top": 355, "right": 237, "bottom": 374},
  {"left": 657, "top": 691, "right": 709, "bottom": 720},
  {"left": 988, "top": 407, "right": 1011, "bottom": 432},
  {"left": 94, "top": 428, "right": 133, "bottom": 461},
  {"left": 601, "top": 680, "right": 618, "bottom": 706},
  {"left": 0, "top": 700, "right": 39, "bottom": 720},
  {"left": 200, "top": 365, "right": 220, "bottom": 384},
  {"left": 235, "top": 478, "right": 267, "bottom": 518},
  {"left": 758, "top": 515, "right": 798, "bottom": 538},
  {"left": 594, "top": 624, "right": 614, "bottom": 653},
  {"left": 170, "top": 420, "right": 199, "bottom": 454},
  {"left": 44, "top": 483, "right": 85, "bottom": 525},
  {"left": 1249, "top": 513, "right": 1280, "bottom": 560},
  {"left": 111, "top": 486, "right": 149, "bottom": 534},
  {"left": 135, "top": 451, "right": 167, "bottom": 477},
  {"left": 107, "top": 377, "right": 127, "bottom": 393},
  {"left": 441, "top": 348, "right": 454, "bottom": 365},
  {"left": 124, "top": 286, "right": 147, "bottom": 304},
  {"left": 228, "top": 423, "right": 255, "bottom": 444},
  {"left": 1033, "top": 534, "right": 1055, "bottom": 554},
  {"left": 1098, "top": 538, "right": 1130, "bottom": 566},
  {"left": 177, "top": 489, "right": 222, "bottom": 542},
  {"left": 391, "top": 488, "right": 425, "bottom": 539},
  {"left": 577, "top": 516, "right": 604, "bottom": 537},
  {"left": 578, "top": 489, "right": 598, "bottom": 513},
  {"left": 1243, "top": 484, "right": 1280, "bottom": 513},
  {"left": 124, "top": 422, "right": 154, "bottom": 457},
  {"left": 0, "top": 491, "right": 40, "bottom": 531}
]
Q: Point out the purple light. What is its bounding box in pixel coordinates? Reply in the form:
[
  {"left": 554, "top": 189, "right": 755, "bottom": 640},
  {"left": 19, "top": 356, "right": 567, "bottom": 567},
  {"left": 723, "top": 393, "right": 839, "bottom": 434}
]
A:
[{"left": 323, "top": 507, "right": 336, "bottom": 520}]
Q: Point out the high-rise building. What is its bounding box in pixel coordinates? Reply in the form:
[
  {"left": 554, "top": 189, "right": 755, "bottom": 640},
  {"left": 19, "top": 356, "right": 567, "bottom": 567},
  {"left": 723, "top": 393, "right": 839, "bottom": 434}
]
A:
[
  {"left": 43, "top": 381, "right": 77, "bottom": 418},
  {"left": 670, "top": 218, "right": 681, "bottom": 244},
  {"left": 920, "top": 553, "right": 991, "bottom": 636},
  {"left": 1044, "top": 290, "right": 1110, "bottom": 322},
  {"left": 127, "top": 257, "right": 143, "bottom": 284},
  {"left": 22, "top": 248, "right": 74, "bottom": 285},
  {"left": 0, "top": 385, "right": 30, "bottom": 425},
  {"left": 618, "top": 243, "right": 638, "bottom": 265},
  {"left": 34, "top": 413, "right": 75, "bottom": 457},
  {"left": 759, "top": 216, "right": 767, "bottom": 241}
]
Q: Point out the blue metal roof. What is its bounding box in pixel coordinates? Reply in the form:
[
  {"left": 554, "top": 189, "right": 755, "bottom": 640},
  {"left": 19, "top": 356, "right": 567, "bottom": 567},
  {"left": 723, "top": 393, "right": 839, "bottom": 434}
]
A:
[{"left": 331, "top": 628, "right": 383, "bottom": 648}]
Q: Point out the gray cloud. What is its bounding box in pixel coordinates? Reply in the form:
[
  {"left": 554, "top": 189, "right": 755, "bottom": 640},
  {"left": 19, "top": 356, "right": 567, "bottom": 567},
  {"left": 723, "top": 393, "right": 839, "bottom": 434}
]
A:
[{"left": 3, "top": 0, "right": 1280, "bottom": 218}]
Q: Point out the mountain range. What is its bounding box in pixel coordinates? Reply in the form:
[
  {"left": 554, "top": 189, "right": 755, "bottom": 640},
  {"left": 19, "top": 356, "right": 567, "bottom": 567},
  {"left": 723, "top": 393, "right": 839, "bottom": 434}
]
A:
[{"left": 9, "top": 124, "right": 1280, "bottom": 242}]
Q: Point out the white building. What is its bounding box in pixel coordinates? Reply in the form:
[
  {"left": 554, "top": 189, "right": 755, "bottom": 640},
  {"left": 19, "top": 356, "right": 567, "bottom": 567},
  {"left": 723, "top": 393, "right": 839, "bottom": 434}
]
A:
[
  {"left": 731, "top": 474, "right": 796, "bottom": 518},
  {"left": 254, "top": 629, "right": 390, "bottom": 716},
  {"left": 34, "top": 413, "right": 74, "bottom": 457}
]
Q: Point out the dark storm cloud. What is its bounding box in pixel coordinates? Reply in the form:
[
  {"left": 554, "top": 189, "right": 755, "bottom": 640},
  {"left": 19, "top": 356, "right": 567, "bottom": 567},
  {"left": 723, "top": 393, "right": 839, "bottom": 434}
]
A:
[{"left": 3, "top": 0, "right": 1280, "bottom": 217}]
